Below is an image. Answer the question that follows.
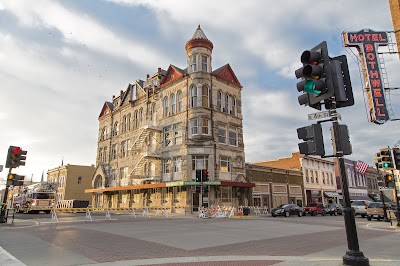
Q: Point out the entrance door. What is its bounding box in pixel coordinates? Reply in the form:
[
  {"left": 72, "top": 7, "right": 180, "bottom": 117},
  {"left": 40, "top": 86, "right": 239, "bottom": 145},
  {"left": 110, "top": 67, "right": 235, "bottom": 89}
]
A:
[{"left": 192, "top": 190, "right": 199, "bottom": 212}]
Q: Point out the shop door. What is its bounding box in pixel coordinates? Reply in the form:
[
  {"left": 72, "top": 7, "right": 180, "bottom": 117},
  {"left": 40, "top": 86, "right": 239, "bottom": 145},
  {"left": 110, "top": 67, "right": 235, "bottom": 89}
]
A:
[{"left": 192, "top": 190, "right": 199, "bottom": 212}]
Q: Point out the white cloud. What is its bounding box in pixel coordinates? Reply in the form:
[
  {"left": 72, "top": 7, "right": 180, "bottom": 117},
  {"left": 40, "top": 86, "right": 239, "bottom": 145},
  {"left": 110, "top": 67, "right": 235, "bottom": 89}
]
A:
[{"left": 0, "top": 0, "right": 171, "bottom": 70}]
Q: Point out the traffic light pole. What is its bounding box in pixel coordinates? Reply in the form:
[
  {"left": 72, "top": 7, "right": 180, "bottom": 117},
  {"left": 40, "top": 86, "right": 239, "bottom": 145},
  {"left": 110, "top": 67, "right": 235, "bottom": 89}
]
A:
[
  {"left": 390, "top": 169, "right": 400, "bottom": 227},
  {"left": 375, "top": 163, "right": 389, "bottom": 222},
  {"left": 330, "top": 102, "right": 369, "bottom": 266},
  {"left": 0, "top": 168, "right": 12, "bottom": 223}
]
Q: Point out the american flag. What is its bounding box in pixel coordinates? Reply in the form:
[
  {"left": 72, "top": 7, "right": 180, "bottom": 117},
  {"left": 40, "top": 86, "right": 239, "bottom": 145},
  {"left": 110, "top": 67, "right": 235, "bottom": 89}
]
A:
[{"left": 355, "top": 161, "right": 369, "bottom": 174}]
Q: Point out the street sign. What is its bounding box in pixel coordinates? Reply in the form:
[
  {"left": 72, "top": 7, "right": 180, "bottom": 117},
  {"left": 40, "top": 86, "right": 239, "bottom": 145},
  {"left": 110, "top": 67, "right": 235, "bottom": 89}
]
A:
[{"left": 308, "top": 110, "right": 341, "bottom": 120}]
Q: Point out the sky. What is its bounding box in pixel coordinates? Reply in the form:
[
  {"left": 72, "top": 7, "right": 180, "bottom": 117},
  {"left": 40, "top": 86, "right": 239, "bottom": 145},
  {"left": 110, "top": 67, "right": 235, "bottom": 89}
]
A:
[{"left": 0, "top": 0, "right": 399, "bottom": 186}]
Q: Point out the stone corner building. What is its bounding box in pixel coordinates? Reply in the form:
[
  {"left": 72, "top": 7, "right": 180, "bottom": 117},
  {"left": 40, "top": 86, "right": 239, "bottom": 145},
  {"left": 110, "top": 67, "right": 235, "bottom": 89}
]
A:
[{"left": 86, "top": 26, "right": 253, "bottom": 212}]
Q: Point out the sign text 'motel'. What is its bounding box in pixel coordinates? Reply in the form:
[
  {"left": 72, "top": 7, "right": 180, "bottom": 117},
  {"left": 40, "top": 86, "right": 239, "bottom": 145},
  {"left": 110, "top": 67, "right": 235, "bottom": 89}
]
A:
[{"left": 344, "top": 29, "right": 389, "bottom": 124}]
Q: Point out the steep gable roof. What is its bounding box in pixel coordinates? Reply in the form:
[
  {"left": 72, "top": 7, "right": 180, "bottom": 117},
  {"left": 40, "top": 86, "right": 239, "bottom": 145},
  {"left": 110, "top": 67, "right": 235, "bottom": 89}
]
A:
[
  {"left": 212, "top": 64, "right": 242, "bottom": 88},
  {"left": 98, "top": 102, "right": 113, "bottom": 119},
  {"left": 160, "top": 65, "right": 186, "bottom": 88}
]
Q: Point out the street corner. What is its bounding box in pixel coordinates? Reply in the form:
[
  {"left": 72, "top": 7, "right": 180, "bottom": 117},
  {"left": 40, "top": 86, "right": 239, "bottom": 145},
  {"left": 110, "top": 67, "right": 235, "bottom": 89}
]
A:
[
  {"left": 364, "top": 220, "right": 400, "bottom": 232},
  {"left": 0, "top": 219, "right": 39, "bottom": 229},
  {"left": 0, "top": 247, "right": 26, "bottom": 266}
]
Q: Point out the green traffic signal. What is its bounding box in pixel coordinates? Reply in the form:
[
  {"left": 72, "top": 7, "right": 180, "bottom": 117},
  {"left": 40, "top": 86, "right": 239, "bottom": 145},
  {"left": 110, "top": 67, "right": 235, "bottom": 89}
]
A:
[
  {"left": 304, "top": 80, "right": 322, "bottom": 95},
  {"left": 383, "top": 162, "right": 389, "bottom": 168}
]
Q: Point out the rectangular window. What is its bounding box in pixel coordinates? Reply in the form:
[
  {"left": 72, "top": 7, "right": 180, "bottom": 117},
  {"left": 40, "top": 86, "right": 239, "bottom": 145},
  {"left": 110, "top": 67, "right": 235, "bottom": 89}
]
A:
[
  {"left": 173, "top": 123, "right": 182, "bottom": 145},
  {"left": 164, "top": 126, "right": 172, "bottom": 147},
  {"left": 173, "top": 157, "right": 181, "bottom": 173},
  {"left": 163, "top": 159, "right": 171, "bottom": 174},
  {"left": 190, "top": 119, "right": 199, "bottom": 135},
  {"left": 77, "top": 176, "right": 82, "bottom": 185},
  {"left": 228, "top": 127, "right": 237, "bottom": 146},
  {"left": 218, "top": 127, "right": 226, "bottom": 144},
  {"left": 201, "top": 118, "right": 209, "bottom": 134},
  {"left": 120, "top": 167, "right": 128, "bottom": 179},
  {"left": 111, "top": 144, "right": 117, "bottom": 160},
  {"left": 202, "top": 55, "right": 207, "bottom": 72},
  {"left": 191, "top": 55, "right": 197, "bottom": 72},
  {"left": 121, "top": 140, "right": 128, "bottom": 157},
  {"left": 202, "top": 85, "right": 209, "bottom": 108},
  {"left": 192, "top": 156, "right": 208, "bottom": 171},
  {"left": 220, "top": 156, "right": 231, "bottom": 172}
]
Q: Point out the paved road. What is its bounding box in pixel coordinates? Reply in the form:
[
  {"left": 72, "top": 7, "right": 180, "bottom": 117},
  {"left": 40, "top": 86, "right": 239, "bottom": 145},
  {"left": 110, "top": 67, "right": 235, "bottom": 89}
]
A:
[{"left": 1, "top": 212, "right": 399, "bottom": 266}]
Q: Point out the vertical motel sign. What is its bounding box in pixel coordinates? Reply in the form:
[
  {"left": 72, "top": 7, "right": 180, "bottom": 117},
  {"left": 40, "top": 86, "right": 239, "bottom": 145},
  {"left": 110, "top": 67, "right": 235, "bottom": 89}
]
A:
[{"left": 343, "top": 29, "right": 389, "bottom": 124}]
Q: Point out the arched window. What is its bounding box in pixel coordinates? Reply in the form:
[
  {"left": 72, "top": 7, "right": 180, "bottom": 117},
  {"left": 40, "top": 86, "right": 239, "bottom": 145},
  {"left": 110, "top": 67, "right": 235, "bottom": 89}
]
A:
[
  {"left": 230, "top": 95, "right": 236, "bottom": 116},
  {"left": 170, "top": 93, "right": 176, "bottom": 115},
  {"left": 202, "top": 85, "right": 209, "bottom": 108},
  {"left": 101, "top": 127, "right": 107, "bottom": 140},
  {"left": 177, "top": 91, "right": 182, "bottom": 112},
  {"left": 113, "top": 122, "right": 119, "bottom": 136},
  {"left": 134, "top": 110, "right": 138, "bottom": 128},
  {"left": 190, "top": 86, "right": 197, "bottom": 108},
  {"left": 122, "top": 115, "right": 127, "bottom": 133},
  {"left": 150, "top": 103, "right": 156, "bottom": 121},
  {"left": 190, "top": 55, "right": 197, "bottom": 72},
  {"left": 217, "top": 90, "right": 222, "bottom": 112},
  {"left": 127, "top": 113, "right": 131, "bottom": 130},
  {"left": 139, "top": 108, "right": 143, "bottom": 126},
  {"left": 163, "top": 96, "right": 169, "bottom": 117},
  {"left": 224, "top": 93, "right": 229, "bottom": 113}
]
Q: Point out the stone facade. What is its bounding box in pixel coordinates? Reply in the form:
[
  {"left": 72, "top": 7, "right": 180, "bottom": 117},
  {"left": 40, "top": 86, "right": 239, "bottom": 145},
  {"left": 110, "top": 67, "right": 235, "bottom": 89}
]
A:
[
  {"left": 47, "top": 164, "right": 95, "bottom": 203},
  {"left": 389, "top": 0, "right": 400, "bottom": 59},
  {"left": 87, "top": 26, "right": 252, "bottom": 212}
]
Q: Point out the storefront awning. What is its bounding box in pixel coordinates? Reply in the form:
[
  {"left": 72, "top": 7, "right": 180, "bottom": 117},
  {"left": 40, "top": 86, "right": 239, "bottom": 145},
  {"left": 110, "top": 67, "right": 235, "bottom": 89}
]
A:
[
  {"left": 86, "top": 180, "right": 255, "bottom": 193},
  {"left": 324, "top": 191, "right": 341, "bottom": 198},
  {"left": 85, "top": 183, "right": 166, "bottom": 193},
  {"left": 220, "top": 181, "right": 255, "bottom": 187},
  {"left": 350, "top": 195, "right": 372, "bottom": 201}
]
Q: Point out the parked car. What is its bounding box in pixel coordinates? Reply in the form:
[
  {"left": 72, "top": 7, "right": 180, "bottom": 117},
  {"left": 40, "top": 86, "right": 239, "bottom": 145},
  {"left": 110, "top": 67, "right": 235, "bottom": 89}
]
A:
[
  {"left": 271, "top": 204, "right": 303, "bottom": 217},
  {"left": 351, "top": 200, "right": 370, "bottom": 218},
  {"left": 366, "top": 202, "right": 391, "bottom": 221},
  {"left": 303, "top": 202, "right": 326, "bottom": 216},
  {"left": 324, "top": 203, "right": 343, "bottom": 216}
]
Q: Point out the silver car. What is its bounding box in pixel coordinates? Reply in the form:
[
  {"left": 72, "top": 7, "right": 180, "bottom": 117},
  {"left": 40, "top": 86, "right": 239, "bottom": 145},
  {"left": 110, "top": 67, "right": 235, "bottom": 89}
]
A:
[{"left": 351, "top": 200, "right": 370, "bottom": 218}]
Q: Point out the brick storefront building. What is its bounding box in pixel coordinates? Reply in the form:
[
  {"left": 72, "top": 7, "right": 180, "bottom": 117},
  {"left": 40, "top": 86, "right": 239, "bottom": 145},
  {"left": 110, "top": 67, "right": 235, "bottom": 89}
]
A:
[
  {"left": 252, "top": 152, "right": 338, "bottom": 205},
  {"left": 246, "top": 163, "right": 304, "bottom": 210}
]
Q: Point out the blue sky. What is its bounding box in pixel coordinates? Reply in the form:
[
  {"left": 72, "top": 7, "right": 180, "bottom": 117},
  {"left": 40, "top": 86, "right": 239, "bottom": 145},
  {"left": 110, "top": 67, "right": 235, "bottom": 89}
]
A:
[{"left": 0, "top": 0, "right": 399, "bottom": 186}]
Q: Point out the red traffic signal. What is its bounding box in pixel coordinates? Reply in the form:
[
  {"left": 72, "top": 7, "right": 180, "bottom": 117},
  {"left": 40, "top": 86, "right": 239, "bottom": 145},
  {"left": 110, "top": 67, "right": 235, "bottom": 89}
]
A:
[
  {"left": 5, "top": 146, "right": 27, "bottom": 168},
  {"left": 202, "top": 170, "right": 209, "bottom": 182}
]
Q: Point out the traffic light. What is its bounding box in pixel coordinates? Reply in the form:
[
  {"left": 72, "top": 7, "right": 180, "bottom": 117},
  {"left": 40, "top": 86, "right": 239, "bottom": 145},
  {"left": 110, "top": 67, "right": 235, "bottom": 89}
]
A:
[
  {"left": 295, "top": 41, "right": 334, "bottom": 108},
  {"left": 195, "top": 186, "right": 201, "bottom": 193},
  {"left": 203, "top": 185, "right": 209, "bottom": 194},
  {"left": 393, "top": 148, "right": 400, "bottom": 170},
  {"left": 5, "top": 146, "right": 27, "bottom": 168},
  {"left": 195, "top": 169, "right": 202, "bottom": 182},
  {"left": 13, "top": 175, "right": 25, "bottom": 186},
  {"left": 6, "top": 174, "right": 25, "bottom": 186},
  {"left": 385, "top": 174, "right": 395, "bottom": 188},
  {"left": 202, "top": 170, "right": 209, "bottom": 182},
  {"left": 297, "top": 123, "right": 325, "bottom": 156},
  {"left": 375, "top": 152, "right": 383, "bottom": 169},
  {"left": 330, "top": 124, "right": 352, "bottom": 155},
  {"left": 327, "top": 55, "right": 354, "bottom": 108},
  {"left": 380, "top": 148, "right": 394, "bottom": 169}
]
